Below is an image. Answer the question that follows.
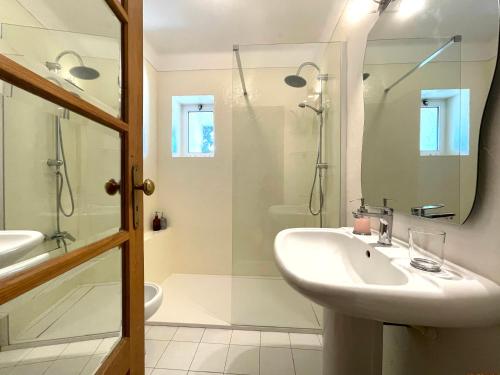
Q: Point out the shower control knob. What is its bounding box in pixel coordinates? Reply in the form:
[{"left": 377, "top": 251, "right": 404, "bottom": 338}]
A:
[
  {"left": 135, "top": 179, "right": 155, "bottom": 196},
  {"left": 105, "top": 178, "right": 120, "bottom": 195}
]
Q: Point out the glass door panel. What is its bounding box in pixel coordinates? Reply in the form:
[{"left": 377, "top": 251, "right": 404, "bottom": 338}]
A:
[
  {"left": 0, "top": 0, "right": 122, "bottom": 117},
  {"left": 0, "top": 79, "right": 121, "bottom": 278},
  {"left": 0, "top": 247, "right": 122, "bottom": 373}
]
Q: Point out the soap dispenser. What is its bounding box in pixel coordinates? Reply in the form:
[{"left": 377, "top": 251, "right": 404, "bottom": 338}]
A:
[
  {"left": 153, "top": 212, "right": 161, "bottom": 231},
  {"left": 352, "top": 198, "right": 371, "bottom": 235},
  {"left": 160, "top": 212, "right": 167, "bottom": 230}
]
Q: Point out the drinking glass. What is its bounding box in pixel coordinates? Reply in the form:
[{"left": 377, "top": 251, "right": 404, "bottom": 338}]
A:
[{"left": 408, "top": 228, "right": 446, "bottom": 272}]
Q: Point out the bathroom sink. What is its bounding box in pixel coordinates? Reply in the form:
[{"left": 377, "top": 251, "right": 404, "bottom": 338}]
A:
[
  {"left": 0, "top": 230, "right": 45, "bottom": 268},
  {"left": 274, "top": 227, "right": 500, "bottom": 327},
  {"left": 275, "top": 228, "right": 500, "bottom": 375}
]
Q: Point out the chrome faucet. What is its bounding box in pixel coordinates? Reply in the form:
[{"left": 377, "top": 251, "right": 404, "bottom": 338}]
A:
[
  {"left": 353, "top": 198, "right": 394, "bottom": 246},
  {"left": 411, "top": 204, "right": 455, "bottom": 219}
]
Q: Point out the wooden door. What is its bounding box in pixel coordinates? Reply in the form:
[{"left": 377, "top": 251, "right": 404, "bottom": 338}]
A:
[{"left": 0, "top": 0, "right": 145, "bottom": 373}]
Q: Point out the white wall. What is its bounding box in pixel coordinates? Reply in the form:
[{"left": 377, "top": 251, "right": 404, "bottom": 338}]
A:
[
  {"left": 156, "top": 69, "right": 233, "bottom": 276},
  {"left": 334, "top": 3, "right": 500, "bottom": 373}
]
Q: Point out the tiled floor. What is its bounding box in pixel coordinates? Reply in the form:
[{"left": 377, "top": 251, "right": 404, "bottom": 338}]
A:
[
  {"left": 145, "top": 325, "right": 323, "bottom": 375},
  {"left": 149, "top": 274, "right": 323, "bottom": 329},
  {"left": 0, "top": 337, "right": 119, "bottom": 375}
]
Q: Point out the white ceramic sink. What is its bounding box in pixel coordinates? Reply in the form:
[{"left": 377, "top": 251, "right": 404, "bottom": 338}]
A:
[
  {"left": 0, "top": 230, "right": 45, "bottom": 268},
  {"left": 274, "top": 228, "right": 500, "bottom": 375}
]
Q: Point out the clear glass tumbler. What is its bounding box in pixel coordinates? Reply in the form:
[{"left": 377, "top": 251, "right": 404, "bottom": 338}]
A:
[{"left": 408, "top": 228, "right": 446, "bottom": 272}]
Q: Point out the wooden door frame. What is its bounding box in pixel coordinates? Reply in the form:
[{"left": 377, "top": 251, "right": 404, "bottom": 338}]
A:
[{"left": 0, "top": 0, "right": 145, "bottom": 374}]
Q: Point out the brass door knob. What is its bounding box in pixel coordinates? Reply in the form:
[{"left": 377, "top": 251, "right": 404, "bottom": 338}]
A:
[
  {"left": 105, "top": 179, "right": 120, "bottom": 195},
  {"left": 135, "top": 179, "right": 155, "bottom": 196}
]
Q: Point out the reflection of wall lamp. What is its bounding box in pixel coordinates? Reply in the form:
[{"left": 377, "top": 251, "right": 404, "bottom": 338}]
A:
[{"left": 372, "top": 0, "right": 392, "bottom": 14}]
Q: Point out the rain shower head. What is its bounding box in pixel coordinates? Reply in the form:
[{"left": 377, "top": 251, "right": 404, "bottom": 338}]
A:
[
  {"left": 285, "top": 75, "right": 307, "bottom": 88},
  {"left": 46, "top": 50, "right": 100, "bottom": 80},
  {"left": 69, "top": 65, "right": 100, "bottom": 80},
  {"left": 284, "top": 61, "right": 322, "bottom": 88}
]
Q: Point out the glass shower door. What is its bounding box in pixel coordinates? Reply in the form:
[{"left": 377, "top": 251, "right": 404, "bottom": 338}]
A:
[{"left": 231, "top": 42, "right": 344, "bottom": 329}]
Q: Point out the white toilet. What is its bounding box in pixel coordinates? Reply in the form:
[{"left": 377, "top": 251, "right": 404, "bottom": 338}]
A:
[{"left": 144, "top": 282, "right": 163, "bottom": 320}]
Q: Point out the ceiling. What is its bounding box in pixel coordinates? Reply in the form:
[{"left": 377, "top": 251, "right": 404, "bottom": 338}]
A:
[
  {"left": 369, "top": 0, "right": 499, "bottom": 43},
  {"left": 143, "top": 0, "right": 346, "bottom": 55}
]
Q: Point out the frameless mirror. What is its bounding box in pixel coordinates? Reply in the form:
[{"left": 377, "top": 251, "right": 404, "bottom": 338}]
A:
[
  {"left": 0, "top": 0, "right": 122, "bottom": 117},
  {"left": 362, "top": 0, "right": 499, "bottom": 224}
]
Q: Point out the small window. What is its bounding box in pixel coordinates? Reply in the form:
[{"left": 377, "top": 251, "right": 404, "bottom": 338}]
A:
[{"left": 172, "top": 95, "right": 215, "bottom": 157}]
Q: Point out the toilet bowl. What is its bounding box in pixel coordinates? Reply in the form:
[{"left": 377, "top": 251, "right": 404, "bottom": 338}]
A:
[{"left": 144, "top": 282, "right": 163, "bottom": 320}]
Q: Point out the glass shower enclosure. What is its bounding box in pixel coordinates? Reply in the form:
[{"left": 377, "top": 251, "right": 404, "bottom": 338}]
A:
[{"left": 231, "top": 42, "right": 345, "bottom": 330}]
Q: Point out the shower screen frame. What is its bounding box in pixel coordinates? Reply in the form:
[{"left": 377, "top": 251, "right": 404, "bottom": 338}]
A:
[{"left": 0, "top": 0, "right": 145, "bottom": 374}]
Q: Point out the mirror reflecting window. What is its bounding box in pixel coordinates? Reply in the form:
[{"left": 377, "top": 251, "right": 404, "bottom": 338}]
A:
[
  {"left": 0, "top": 0, "right": 122, "bottom": 117},
  {"left": 362, "top": 0, "right": 499, "bottom": 224}
]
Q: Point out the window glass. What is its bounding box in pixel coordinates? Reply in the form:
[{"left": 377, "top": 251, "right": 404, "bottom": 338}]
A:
[
  {"left": 420, "top": 107, "right": 439, "bottom": 152},
  {"left": 188, "top": 111, "right": 214, "bottom": 154}
]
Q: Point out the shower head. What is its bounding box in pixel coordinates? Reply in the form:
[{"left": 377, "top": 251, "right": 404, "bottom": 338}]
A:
[
  {"left": 298, "top": 102, "right": 323, "bottom": 115},
  {"left": 284, "top": 61, "right": 322, "bottom": 88},
  {"left": 69, "top": 66, "right": 100, "bottom": 80},
  {"left": 46, "top": 50, "right": 100, "bottom": 80},
  {"left": 285, "top": 75, "right": 307, "bottom": 88}
]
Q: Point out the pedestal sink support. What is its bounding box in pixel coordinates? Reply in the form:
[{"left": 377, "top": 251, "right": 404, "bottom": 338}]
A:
[{"left": 324, "top": 309, "right": 383, "bottom": 375}]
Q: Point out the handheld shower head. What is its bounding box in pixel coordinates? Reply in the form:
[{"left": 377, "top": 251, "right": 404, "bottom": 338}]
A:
[{"left": 298, "top": 102, "right": 323, "bottom": 114}]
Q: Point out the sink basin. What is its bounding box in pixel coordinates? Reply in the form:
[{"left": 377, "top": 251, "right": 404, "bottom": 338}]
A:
[
  {"left": 274, "top": 227, "right": 500, "bottom": 375},
  {"left": 0, "top": 230, "right": 45, "bottom": 268}
]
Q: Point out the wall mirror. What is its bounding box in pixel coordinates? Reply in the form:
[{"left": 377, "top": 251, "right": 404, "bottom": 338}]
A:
[{"left": 361, "top": 0, "right": 499, "bottom": 224}]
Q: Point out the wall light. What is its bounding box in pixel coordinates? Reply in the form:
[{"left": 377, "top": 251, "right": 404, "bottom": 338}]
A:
[
  {"left": 346, "top": 0, "right": 378, "bottom": 23},
  {"left": 398, "top": 0, "right": 426, "bottom": 18}
]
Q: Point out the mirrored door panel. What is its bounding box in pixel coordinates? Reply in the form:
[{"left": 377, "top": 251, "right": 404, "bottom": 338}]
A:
[
  {"left": 0, "top": 0, "right": 122, "bottom": 117},
  {"left": 0, "top": 79, "right": 121, "bottom": 277}
]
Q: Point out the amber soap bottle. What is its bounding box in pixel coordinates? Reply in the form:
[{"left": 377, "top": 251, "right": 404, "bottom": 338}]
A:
[{"left": 153, "top": 212, "right": 161, "bottom": 231}]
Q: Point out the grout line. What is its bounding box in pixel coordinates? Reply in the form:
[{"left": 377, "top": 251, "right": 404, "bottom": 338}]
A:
[
  {"left": 222, "top": 330, "right": 233, "bottom": 373},
  {"left": 186, "top": 328, "right": 205, "bottom": 372}
]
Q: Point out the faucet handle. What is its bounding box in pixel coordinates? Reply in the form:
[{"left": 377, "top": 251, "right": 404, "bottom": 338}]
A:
[{"left": 350, "top": 197, "right": 366, "bottom": 206}]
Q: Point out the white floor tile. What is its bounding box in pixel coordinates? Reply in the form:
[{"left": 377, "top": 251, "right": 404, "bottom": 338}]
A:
[
  {"left": 80, "top": 354, "right": 105, "bottom": 375},
  {"left": 189, "top": 343, "right": 228, "bottom": 373},
  {"left": 260, "top": 347, "right": 294, "bottom": 375},
  {"left": 95, "top": 337, "right": 119, "bottom": 354},
  {"left": 9, "top": 361, "right": 52, "bottom": 375},
  {"left": 147, "top": 326, "right": 178, "bottom": 341},
  {"left": 201, "top": 329, "right": 232, "bottom": 344},
  {"left": 230, "top": 330, "right": 260, "bottom": 346},
  {"left": 45, "top": 356, "right": 91, "bottom": 375},
  {"left": 188, "top": 372, "right": 222, "bottom": 375},
  {"left": 0, "top": 348, "right": 31, "bottom": 368},
  {"left": 224, "top": 345, "right": 259, "bottom": 375},
  {"left": 145, "top": 340, "right": 169, "bottom": 368},
  {"left": 152, "top": 370, "right": 187, "bottom": 375},
  {"left": 145, "top": 368, "right": 153, "bottom": 375},
  {"left": 292, "top": 348, "right": 322, "bottom": 375},
  {"left": 21, "top": 343, "right": 67, "bottom": 364},
  {"left": 60, "top": 339, "right": 101, "bottom": 358},
  {"left": 260, "top": 332, "right": 291, "bottom": 348},
  {"left": 289, "top": 333, "right": 322, "bottom": 350},
  {"left": 172, "top": 327, "right": 204, "bottom": 342},
  {"left": 156, "top": 341, "right": 198, "bottom": 370}
]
